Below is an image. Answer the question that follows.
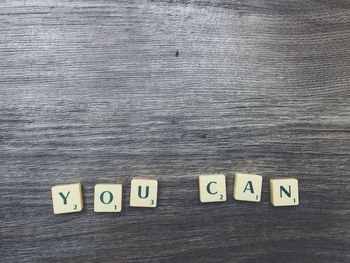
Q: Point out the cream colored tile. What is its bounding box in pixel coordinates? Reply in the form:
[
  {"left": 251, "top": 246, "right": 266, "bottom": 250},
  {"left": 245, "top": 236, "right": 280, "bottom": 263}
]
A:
[
  {"left": 270, "top": 178, "right": 299, "bottom": 206},
  {"left": 233, "top": 172, "right": 262, "bottom": 202},
  {"left": 199, "top": 174, "right": 227, "bottom": 203},
  {"left": 94, "top": 184, "right": 122, "bottom": 212},
  {"left": 130, "top": 179, "right": 158, "bottom": 208},
  {"left": 51, "top": 183, "right": 83, "bottom": 214}
]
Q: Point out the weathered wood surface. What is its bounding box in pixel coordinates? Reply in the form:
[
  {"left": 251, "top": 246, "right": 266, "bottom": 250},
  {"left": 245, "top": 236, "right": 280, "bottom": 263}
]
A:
[{"left": 1, "top": 0, "right": 349, "bottom": 262}]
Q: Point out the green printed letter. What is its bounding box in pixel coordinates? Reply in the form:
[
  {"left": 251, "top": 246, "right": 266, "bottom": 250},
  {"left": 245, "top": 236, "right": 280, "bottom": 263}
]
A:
[
  {"left": 138, "top": 186, "right": 149, "bottom": 199},
  {"left": 206, "top": 181, "right": 217, "bottom": 195},
  {"left": 59, "top": 191, "right": 70, "bottom": 205},
  {"left": 243, "top": 181, "right": 254, "bottom": 194},
  {"left": 100, "top": 191, "right": 113, "bottom": 204},
  {"left": 280, "top": 185, "right": 291, "bottom": 198}
]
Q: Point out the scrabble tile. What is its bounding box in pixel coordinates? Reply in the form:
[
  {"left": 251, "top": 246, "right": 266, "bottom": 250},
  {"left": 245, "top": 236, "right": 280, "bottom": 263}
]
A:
[
  {"left": 270, "top": 178, "right": 299, "bottom": 206},
  {"left": 233, "top": 172, "right": 263, "bottom": 202},
  {"left": 199, "top": 174, "right": 227, "bottom": 203},
  {"left": 94, "top": 184, "right": 122, "bottom": 212},
  {"left": 130, "top": 179, "right": 158, "bottom": 208},
  {"left": 51, "top": 183, "right": 83, "bottom": 214}
]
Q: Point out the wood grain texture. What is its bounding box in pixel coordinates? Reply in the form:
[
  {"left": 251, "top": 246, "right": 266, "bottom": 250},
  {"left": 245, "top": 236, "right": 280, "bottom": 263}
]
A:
[{"left": 0, "top": 0, "right": 349, "bottom": 262}]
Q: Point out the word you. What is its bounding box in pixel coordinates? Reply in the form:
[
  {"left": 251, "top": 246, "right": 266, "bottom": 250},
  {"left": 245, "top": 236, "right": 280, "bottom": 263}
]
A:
[{"left": 51, "top": 173, "right": 299, "bottom": 215}]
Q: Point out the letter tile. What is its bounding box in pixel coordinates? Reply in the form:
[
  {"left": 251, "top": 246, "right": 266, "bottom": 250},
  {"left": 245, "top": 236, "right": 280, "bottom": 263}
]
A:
[
  {"left": 51, "top": 183, "right": 83, "bottom": 214},
  {"left": 199, "top": 174, "right": 227, "bottom": 203},
  {"left": 130, "top": 179, "right": 158, "bottom": 208},
  {"left": 94, "top": 184, "right": 122, "bottom": 212},
  {"left": 270, "top": 178, "right": 299, "bottom": 206},
  {"left": 233, "top": 172, "right": 263, "bottom": 202}
]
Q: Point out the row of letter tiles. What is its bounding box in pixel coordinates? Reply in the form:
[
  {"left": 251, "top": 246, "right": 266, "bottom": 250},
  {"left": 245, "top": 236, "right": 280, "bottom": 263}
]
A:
[
  {"left": 52, "top": 179, "right": 158, "bottom": 214},
  {"left": 51, "top": 175, "right": 299, "bottom": 214},
  {"left": 199, "top": 173, "right": 299, "bottom": 206}
]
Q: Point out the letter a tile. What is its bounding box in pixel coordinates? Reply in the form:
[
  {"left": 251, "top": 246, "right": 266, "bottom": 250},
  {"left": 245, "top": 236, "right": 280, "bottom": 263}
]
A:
[
  {"left": 199, "top": 174, "right": 227, "bottom": 203},
  {"left": 51, "top": 183, "right": 83, "bottom": 214},
  {"left": 130, "top": 179, "right": 158, "bottom": 208},
  {"left": 233, "top": 172, "right": 263, "bottom": 202}
]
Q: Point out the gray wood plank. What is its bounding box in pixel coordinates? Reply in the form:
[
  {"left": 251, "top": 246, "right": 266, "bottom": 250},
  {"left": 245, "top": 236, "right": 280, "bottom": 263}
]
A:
[{"left": 0, "top": 0, "right": 349, "bottom": 262}]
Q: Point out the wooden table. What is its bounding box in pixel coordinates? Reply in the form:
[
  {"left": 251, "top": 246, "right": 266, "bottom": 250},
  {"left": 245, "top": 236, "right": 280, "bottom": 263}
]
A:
[{"left": 1, "top": 1, "right": 349, "bottom": 262}]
